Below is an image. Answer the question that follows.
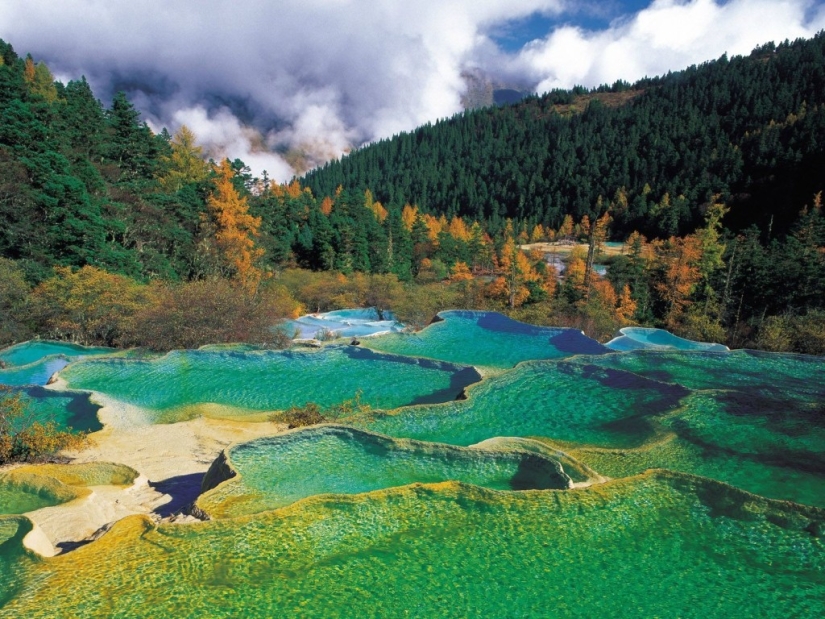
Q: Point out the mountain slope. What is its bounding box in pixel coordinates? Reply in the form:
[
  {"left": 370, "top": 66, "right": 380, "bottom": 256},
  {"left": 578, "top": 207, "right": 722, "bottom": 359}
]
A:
[{"left": 303, "top": 34, "right": 825, "bottom": 239}]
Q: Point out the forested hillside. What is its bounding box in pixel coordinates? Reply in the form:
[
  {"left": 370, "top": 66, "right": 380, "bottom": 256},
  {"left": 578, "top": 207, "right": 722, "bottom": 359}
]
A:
[
  {"left": 0, "top": 35, "right": 822, "bottom": 354},
  {"left": 304, "top": 34, "right": 825, "bottom": 240}
]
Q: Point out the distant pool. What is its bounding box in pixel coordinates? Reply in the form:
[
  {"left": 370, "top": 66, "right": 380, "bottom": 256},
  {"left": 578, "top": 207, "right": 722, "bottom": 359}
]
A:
[
  {"left": 364, "top": 310, "right": 609, "bottom": 368},
  {"left": 604, "top": 327, "right": 729, "bottom": 352},
  {"left": 278, "top": 308, "right": 404, "bottom": 340}
]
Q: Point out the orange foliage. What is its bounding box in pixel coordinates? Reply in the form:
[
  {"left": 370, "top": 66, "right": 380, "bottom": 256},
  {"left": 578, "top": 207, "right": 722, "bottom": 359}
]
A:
[
  {"left": 206, "top": 160, "right": 266, "bottom": 293},
  {"left": 542, "top": 266, "right": 558, "bottom": 297},
  {"left": 365, "top": 190, "right": 388, "bottom": 222},
  {"left": 286, "top": 180, "right": 303, "bottom": 199},
  {"left": 23, "top": 56, "right": 36, "bottom": 84},
  {"left": 653, "top": 235, "right": 702, "bottom": 327},
  {"left": 449, "top": 261, "right": 474, "bottom": 282},
  {"left": 448, "top": 216, "right": 471, "bottom": 241},
  {"left": 616, "top": 284, "right": 637, "bottom": 322},
  {"left": 320, "top": 196, "right": 334, "bottom": 216},
  {"left": 579, "top": 215, "right": 592, "bottom": 240},
  {"left": 495, "top": 236, "right": 541, "bottom": 308},
  {"left": 591, "top": 278, "right": 617, "bottom": 309},
  {"left": 401, "top": 204, "right": 418, "bottom": 231},
  {"left": 558, "top": 215, "right": 574, "bottom": 239},
  {"left": 421, "top": 214, "right": 444, "bottom": 243}
]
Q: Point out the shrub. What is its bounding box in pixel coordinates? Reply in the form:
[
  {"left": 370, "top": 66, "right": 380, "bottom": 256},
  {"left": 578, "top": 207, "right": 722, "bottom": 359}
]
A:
[
  {"left": 269, "top": 402, "right": 326, "bottom": 428},
  {"left": 120, "top": 278, "right": 301, "bottom": 350},
  {"left": 0, "top": 387, "right": 88, "bottom": 464},
  {"left": 28, "top": 265, "right": 147, "bottom": 346},
  {"left": 269, "top": 392, "right": 372, "bottom": 428}
]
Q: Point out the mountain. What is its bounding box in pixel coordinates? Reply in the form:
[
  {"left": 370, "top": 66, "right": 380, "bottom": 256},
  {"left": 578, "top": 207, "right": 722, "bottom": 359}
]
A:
[
  {"left": 303, "top": 34, "right": 825, "bottom": 240},
  {"left": 460, "top": 68, "right": 532, "bottom": 110}
]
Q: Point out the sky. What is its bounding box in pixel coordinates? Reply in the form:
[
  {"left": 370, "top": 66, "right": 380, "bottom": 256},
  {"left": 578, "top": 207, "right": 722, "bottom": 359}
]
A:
[{"left": 2, "top": 0, "right": 824, "bottom": 181}]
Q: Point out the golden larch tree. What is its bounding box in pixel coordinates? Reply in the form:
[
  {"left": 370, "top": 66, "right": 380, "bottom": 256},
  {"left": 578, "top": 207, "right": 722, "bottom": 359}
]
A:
[
  {"left": 558, "top": 215, "right": 574, "bottom": 239},
  {"left": 401, "top": 204, "right": 418, "bottom": 231},
  {"left": 448, "top": 216, "right": 471, "bottom": 241},
  {"left": 158, "top": 125, "right": 209, "bottom": 191},
  {"left": 206, "top": 160, "right": 266, "bottom": 293},
  {"left": 23, "top": 56, "right": 57, "bottom": 102}
]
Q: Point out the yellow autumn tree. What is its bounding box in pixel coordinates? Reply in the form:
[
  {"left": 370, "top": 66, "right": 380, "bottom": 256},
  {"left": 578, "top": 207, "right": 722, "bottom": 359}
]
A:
[
  {"left": 448, "top": 216, "right": 470, "bottom": 241},
  {"left": 286, "top": 180, "right": 304, "bottom": 199},
  {"left": 23, "top": 56, "right": 57, "bottom": 102},
  {"left": 449, "top": 261, "right": 473, "bottom": 282},
  {"left": 579, "top": 215, "right": 591, "bottom": 241},
  {"left": 365, "top": 189, "right": 388, "bottom": 222},
  {"left": 401, "top": 204, "right": 418, "bottom": 231},
  {"left": 558, "top": 215, "right": 574, "bottom": 239},
  {"left": 492, "top": 236, "right": 540, "bottom": 308},
  {"left": 421, "top": 214, "right": 444, "bottom": 243},
  {"left": 158, "top": 126, "right": 209, "bottom": 191},
  {"left": 205, "top": 160, "right": 266, "bottom": 293},
  {"left": 653, "top": 235, "right": 702, "bottom": 328},
  {"left": 616, "top": 284, "right": 637, "bottom": 323}
]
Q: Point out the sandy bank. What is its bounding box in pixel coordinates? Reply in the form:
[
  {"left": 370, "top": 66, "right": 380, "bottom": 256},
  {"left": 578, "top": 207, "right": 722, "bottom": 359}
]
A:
[{"left": 26, "top": 416, "right": 286, "bottom": 552}]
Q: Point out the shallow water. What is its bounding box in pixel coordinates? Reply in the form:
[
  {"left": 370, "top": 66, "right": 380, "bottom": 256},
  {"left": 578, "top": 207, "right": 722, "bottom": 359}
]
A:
[
  {"left": 0, "top": 517, "right": 34, "bottom": 608},
  {"left": 15, "top": 387, "right": 102, "bottom": 433},
  {"left": 2, "top": 318, "right": 824, "bottom": 616},
  {"left": 0, "top": 342, "right": 114, "bottom": 387},
  {"left": 0, "top": 486, "right": 59, "bottom": 516},
  {"left": 0, "top": 342, "right": 113, "bottom": 369},
  {"left": 359, "top": 349, "right": 825, "bottom": 507},
  {"left": 581, "top": 349, "right": 824, "bottom": 398},
  {"left": 361, "top": 359, "right": 689, "bottom": 448},
  {"left": 198, "top": 425, "right": 571, "bottom": 518},
  {"left": 59, "top": 346, "right": 480, "bottom": 423},
  {"left": 364, "top": 310, "right": 609, "bottom": 368},
  {"left": 604, "top": 327, "right": 729, "bottom": 351},
  {"left": 570, "top": 387, "right": 825, "bottom": 507},
  {"left": 279, "top": 307, "right": 404, "bottom": 340},
  {"left": 1, "top": 473, "right": 823, "bottom": 618},
  {"left": 0, "top": 470, "right": 86, "bottom": 516}
]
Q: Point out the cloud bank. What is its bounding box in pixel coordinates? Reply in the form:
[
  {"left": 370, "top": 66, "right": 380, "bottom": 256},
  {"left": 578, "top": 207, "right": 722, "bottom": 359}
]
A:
[{"left": 1, "top": 0, "right": 823, "bottom": 181}]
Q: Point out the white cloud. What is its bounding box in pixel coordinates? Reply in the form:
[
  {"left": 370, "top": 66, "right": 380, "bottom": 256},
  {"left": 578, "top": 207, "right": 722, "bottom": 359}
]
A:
[
  {"left": 164, "top": 106, "right": 295, "bottom": 181},
  {"left": 0, "top": 0, "right": 823, "bottom": 180},
  {"left": 521, "top": 0, "right": 825, "bottom": 93}
]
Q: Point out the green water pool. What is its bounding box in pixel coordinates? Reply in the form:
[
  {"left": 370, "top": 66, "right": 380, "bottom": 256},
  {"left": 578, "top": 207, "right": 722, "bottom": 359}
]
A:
[
  {"left": 1, "top": 472, "right": 822, "bottom": 618},
  {"left": 361, "top": 359, "right": 689, "bottom": 448},
  {"left": 59, "top": 346, "right": 481, "bottom": 423},
  {"left": 364, "top": 310, "right": 609, "bottom": 368},
  {"left": 0, "top": 342, "right": 115, "bottom": 387},
  {"left": 0, "top": 342, "right": 114, "bottom": 369},
  {"left": 197, "top": 425, "right": 572, "bottom": 518},
  {"left": 11, "top": 387, "right": 102, "bottom": 433},
  {"left": 1, "top": 317, "right": 824, "bottom": 617}
]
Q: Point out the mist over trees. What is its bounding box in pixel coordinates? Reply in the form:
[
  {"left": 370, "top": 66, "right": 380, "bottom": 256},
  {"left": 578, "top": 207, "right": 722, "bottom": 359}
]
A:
[
  {"left": 304, "top": 35, "right": 825, "bottom": 241},
  {"left": 0, "top": 34, "right": 823, "bottom": 353}
]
